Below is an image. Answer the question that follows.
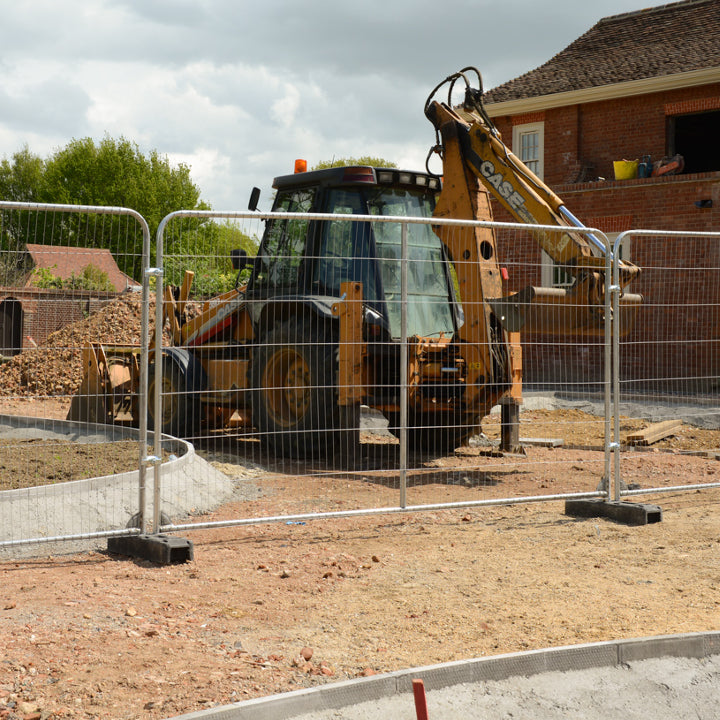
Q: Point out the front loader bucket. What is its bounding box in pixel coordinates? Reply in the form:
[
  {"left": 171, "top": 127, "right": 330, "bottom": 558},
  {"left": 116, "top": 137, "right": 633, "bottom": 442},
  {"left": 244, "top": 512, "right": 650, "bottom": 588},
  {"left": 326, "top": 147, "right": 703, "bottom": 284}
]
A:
[
  {"left": 67, "top": 344, "right": 114, "bottom": 424},
  {"left": 489, "top": 285, "right": 642, "bottom": 336},
  {"left": 67, "top": 344, "right": 138, "bottom": 425}
]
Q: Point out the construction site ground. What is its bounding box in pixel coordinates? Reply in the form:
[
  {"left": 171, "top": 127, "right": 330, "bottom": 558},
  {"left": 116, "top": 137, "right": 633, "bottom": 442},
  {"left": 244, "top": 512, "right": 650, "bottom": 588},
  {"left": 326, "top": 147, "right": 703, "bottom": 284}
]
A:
[{"left": 1, "top": 394, "right": 720, "bottom": 719}]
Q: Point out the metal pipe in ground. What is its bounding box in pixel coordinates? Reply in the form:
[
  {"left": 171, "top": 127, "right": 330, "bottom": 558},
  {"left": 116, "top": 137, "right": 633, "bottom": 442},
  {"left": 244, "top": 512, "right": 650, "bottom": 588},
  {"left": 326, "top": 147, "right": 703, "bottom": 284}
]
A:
[{"left": 412, "top": 679, "right": 429, "bottom": 720}]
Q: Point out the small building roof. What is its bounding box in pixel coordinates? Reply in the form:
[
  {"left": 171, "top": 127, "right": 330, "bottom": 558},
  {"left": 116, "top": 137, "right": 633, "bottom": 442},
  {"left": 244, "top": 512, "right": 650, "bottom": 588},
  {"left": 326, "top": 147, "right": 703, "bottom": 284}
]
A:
[
  {"left": 484, "top": 0, "right": 720, "bottom": 104},
  {"left": 24, "top": 244, "right": 139, "bottom": 292}
]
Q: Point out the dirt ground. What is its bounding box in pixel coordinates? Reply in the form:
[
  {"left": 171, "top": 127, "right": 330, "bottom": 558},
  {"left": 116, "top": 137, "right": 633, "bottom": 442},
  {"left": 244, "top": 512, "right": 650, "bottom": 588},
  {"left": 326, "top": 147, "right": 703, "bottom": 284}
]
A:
[
  {"left": 2, "top": 398, "right": 720, "bottom": 491},
  {"left": 2, "top": 398, "right": 720, "bottom": 719}
]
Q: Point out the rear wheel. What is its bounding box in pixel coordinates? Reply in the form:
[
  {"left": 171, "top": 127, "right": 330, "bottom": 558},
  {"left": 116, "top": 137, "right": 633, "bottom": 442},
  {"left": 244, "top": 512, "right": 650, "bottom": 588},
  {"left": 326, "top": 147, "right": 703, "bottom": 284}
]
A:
[
  {"left": 388, "top": 412, "right": 479, "bottom": 454},
  {"left": 252, "top": 318, "right": 343, "bottom": 458}
]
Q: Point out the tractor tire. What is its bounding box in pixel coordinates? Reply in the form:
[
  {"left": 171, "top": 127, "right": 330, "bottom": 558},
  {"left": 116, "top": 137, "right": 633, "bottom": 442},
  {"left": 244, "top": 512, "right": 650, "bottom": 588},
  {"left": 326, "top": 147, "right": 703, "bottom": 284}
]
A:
[
  {"left": 388, "top": 412, "right": 479, "bottom": 455},
  {"left": 148, "top": 359, "right": 200, "bottom": 439},
  {"left": 251, "top": 318, "right": 343, "bottom": 458}
]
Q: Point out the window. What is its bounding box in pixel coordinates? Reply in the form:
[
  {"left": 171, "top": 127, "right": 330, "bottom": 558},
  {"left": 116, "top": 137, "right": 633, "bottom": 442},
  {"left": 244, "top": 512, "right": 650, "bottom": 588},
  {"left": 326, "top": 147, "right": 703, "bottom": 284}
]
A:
[
  {"left": 669, "top": 110, "right": 720, "bottom": 174},
  {"left": 608, "top": 232, "right": 632, "bottom": 265},
  {"left": 314, "top": 189, "right": 377, "bottom": 301},
  {"left": 540, "top": 232, "right": 631, "bottom": 288},
  {"left": 513, "top": 122, "right": 544, "bottom": 179},
  {"left": 254, "top": 188, "right": 315, "bottom": 290},
  {"left": 540, "top": 249, "right": 574, "bottom": 288},
  {"left": 368, "top": 188, "right": 455, "bottom": 339}
]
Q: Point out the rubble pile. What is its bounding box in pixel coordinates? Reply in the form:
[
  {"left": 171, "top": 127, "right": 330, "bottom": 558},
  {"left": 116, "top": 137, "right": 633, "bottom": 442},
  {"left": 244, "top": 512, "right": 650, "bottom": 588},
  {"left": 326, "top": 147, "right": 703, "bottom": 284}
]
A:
[{"left": 0, "top": 294, "right": 167, "bottom": 398}]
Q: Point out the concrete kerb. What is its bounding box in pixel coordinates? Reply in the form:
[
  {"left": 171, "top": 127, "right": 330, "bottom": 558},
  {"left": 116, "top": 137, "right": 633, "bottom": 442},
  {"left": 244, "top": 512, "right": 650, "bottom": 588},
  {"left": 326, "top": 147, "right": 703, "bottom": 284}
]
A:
[
  {"left": 167, "top": 632, "right": 720, "bottom": 720},
  {"left": 0, "top": 415, "right": 238, "bottom": 557}
]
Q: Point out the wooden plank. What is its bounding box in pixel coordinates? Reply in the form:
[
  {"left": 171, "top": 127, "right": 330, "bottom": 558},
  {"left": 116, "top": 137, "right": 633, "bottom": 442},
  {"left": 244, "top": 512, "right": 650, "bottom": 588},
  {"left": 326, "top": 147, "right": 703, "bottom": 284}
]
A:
[
  {"left": 626, "top": 419, "right": 682, "bottom": 446},
  {"left": 520, "top": 437, "right": 564, "bottom": 448}
]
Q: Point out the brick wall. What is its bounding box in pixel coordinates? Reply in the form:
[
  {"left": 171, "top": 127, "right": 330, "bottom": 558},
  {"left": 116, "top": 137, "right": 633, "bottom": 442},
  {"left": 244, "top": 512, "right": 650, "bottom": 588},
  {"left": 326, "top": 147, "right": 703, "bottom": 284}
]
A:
[
  {"left": 0, "top": 288, "right": 119, "bottom": 353},
  {"left": 492, "top": 175, "right": 720, "bottom": 393},
  {"left": 492, "top": 82, "right": 720, "bottom": 186},
  {"left": 489, "top": 83, "right": 720, "bottom": 394}
]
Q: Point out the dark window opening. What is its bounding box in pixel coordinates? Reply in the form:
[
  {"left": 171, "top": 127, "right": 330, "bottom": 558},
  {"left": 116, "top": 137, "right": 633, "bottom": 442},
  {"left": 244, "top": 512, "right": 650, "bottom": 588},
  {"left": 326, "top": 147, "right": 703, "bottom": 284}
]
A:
[
  {"left": 0, "top": 298, "right": 24, "bottom": 356},
  {"left": 670, "top": 110, "right": 720, "bottom": 174}
]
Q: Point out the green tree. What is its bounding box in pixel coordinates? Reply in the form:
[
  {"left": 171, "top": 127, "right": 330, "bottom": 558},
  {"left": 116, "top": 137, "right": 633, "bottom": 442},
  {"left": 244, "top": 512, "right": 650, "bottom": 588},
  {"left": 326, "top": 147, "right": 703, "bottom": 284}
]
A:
[
  {"left": 0, "top": 145, "right": 45, "bottom": 202},
  {"left": 41, "top": 136, "right": 207, "bottom": 229},
  {"left": 312, "top": 156, "right": 398, "bottom": 170},
  {"left": 163, "top": 220, "right": 260, "bottom": 298},
  {"left": 37, "top": 136, "right": 209, "bottom": 279},
  {"left": 0, "top": 147, "right": 47, "bottom": 284},
  {"left": 29, "top": 266, "right": 64, "bottom": 289},
  {"left": 1, "top": 136, "right": 210, "bottom": 282},
  {"left": 29, "top": 264, "right": 115, "bottom": 292},
  {"left": 67, "top": 265, "right": 117, "bottom": 292}
]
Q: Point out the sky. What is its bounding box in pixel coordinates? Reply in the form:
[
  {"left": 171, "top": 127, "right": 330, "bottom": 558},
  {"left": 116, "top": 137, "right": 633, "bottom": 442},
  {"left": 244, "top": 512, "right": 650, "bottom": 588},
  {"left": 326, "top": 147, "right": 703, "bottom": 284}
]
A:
[{"left": 0, "top": 0, "right": 675, "bottom": 211}]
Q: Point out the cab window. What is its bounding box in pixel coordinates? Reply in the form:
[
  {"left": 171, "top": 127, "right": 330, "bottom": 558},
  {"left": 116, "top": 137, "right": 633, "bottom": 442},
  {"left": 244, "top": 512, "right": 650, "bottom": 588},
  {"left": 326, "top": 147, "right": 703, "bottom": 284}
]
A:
[
  {"left": 254, "top": 188, "right": 315, "bottom": 290},
  {"left": 313, "top": 189, "right": 378, "bottom": 301}
]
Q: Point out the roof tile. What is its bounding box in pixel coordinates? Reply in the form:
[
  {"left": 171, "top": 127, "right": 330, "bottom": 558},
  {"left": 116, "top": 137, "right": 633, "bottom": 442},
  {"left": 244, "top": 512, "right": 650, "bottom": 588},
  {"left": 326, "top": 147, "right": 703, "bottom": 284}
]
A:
[
  {"left": 484, "top": 0, "right": 720, "bottom": 103},
  {"left": 24, "top": 244, "right": 139, "bottom": 292}
]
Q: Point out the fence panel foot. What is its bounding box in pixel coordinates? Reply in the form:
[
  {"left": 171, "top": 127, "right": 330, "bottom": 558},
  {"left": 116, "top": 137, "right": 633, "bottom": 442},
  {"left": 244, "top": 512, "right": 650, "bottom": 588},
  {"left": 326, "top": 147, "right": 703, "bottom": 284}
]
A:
[
  {"left": 565, "top": 499, "right": 663, "bottom": 525},
  {"left": 107, "top": 534, "right": 194, "bottom": 564}
]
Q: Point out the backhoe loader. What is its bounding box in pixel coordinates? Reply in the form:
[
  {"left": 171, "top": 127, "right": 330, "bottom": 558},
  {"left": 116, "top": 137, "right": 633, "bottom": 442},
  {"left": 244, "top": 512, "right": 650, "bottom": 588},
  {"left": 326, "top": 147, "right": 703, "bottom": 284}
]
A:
[{"left": 68, "top": 67, "right": 641, "bottom": 458}]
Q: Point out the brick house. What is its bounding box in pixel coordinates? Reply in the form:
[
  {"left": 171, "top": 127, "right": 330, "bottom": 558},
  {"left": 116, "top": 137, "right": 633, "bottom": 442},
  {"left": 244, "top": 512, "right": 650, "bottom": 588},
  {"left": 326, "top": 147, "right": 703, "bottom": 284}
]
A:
[
  {"left": 0, "top": 246, "right": 138, "bottom": 356},
  {"left": 483, "top": 0, "right": 720, "bottom": 392}
]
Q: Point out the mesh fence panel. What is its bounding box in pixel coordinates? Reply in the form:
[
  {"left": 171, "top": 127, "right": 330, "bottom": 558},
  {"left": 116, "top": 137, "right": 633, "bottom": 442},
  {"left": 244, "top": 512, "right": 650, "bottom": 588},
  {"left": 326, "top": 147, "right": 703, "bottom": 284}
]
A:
[
  {"left": 5, "top": 204, "right": 718, "bottom": 556},
  {"left": 154, "top": 213, "right": 613, "bottom": 536},
  {"left": 0, "top": 202, "right": 151, "bottom": 556},
  {"left": 614, "top": 230, "right": 720, "bottom": 497}
]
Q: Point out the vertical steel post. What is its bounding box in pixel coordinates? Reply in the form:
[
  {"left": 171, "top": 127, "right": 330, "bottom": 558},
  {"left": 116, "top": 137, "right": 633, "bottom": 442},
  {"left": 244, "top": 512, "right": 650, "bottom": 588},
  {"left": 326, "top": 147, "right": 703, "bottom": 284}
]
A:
[
  {"left": 138, "top": 269, "right": 149, "bottom": 532},
  {"left": 399, "top": 222, "right": 409, "bottom": 508},
  {"left": 612, "top": 233, "right": 628, "bottom": 501},
  {"left": 140, "top": 266, "right": 163, "bottom": 534},
  {"left": 602, "top": 231, "right": 613, "bottom": 501},
  {"left": 151, "top": 223, "right": 166, "bottom": 534},
  {"left": 136, "top": 223, "right": 152, "bottom": 534}
]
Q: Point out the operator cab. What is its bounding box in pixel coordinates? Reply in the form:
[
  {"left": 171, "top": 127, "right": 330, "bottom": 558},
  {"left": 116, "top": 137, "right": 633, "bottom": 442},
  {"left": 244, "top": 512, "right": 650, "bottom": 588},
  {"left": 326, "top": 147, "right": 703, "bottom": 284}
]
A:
[{"left": 247, "top": 162, "right": 461, "bottom": 341}]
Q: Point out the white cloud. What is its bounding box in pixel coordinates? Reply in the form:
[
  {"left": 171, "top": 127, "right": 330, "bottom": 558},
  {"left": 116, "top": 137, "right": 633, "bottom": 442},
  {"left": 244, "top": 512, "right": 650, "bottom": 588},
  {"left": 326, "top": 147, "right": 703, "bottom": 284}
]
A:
[
  {"left": 0, "top": 0, "right": 675, "bottom": 210},
  {"left": 271, "top": 85, "right": 302, "bottom": 128}
]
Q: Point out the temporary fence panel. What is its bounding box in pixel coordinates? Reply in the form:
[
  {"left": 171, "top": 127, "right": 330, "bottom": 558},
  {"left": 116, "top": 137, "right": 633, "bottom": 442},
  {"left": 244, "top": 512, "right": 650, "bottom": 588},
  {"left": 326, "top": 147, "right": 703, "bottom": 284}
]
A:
[
  {"left": 0, "top": 201, "right": 152, "bottom": 556},
  {"left": 478, "top": 220, "right": 619, "bottom": 502},
  {"left": 153, "top": 211, "right": 618, "bottom": 538},
  {"left": 612, "top": 229, "right": 720, "bottom": 500}
]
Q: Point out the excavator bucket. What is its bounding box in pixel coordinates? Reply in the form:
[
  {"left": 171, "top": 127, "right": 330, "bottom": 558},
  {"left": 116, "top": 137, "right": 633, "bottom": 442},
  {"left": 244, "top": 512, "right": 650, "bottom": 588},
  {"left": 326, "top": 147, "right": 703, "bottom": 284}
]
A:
[
  {"left": 489, "top": 285, "right": 643, "bottom": 336},
  {"left": 67, "top": 344, "right": 138, "bottom": 424},
  {"left": 67, "top": 344, "right": 114, "bottom": 424}
]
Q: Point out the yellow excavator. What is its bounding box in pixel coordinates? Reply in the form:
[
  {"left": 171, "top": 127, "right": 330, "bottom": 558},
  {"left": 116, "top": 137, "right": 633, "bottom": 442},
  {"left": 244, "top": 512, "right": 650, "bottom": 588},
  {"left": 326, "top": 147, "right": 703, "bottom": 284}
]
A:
[{"left": 68, "top": 67, "right": 640, "bottom": 458}]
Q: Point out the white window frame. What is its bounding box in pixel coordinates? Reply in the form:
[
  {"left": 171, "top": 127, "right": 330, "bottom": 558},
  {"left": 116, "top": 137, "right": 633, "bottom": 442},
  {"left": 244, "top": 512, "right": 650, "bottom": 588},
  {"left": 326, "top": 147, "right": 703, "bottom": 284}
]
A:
[
  {"left": 540, "top": 231, "right": 631, "bottom": 288},
  {"left": 540, "top": 249, "right": 574, "bottom": 288},
  {"left": 512, "top": 122, "right": 544, "bottom": 180}
]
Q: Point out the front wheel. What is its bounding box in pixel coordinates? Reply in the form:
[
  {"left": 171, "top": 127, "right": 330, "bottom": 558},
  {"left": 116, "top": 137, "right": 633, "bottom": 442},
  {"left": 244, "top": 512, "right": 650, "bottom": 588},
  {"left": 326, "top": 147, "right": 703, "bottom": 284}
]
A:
[
  {"left": 147, "top": 359, "right": 200, "bottom": 439},
  {"left": 252, "top": 318, "right": 343, "bottom": 458}
]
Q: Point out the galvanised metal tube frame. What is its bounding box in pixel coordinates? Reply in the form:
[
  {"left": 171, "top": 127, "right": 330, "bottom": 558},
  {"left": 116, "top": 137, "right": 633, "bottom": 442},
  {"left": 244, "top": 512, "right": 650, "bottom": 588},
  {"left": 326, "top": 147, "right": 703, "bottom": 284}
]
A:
[
  {"left": 0, "top": 201, "right": 153, "bottom": 546},
  {"left": 0, "top": 527, "right": 145, "bottom": 551},
  {"left": 399, "top": 221, "right": 409, "bottom": 508},
  {"left": 612, "top": 229, "right": 720, "bottom": 500},
  {"left": 154, "top": 210, "right": 614, "bottom": 535}
]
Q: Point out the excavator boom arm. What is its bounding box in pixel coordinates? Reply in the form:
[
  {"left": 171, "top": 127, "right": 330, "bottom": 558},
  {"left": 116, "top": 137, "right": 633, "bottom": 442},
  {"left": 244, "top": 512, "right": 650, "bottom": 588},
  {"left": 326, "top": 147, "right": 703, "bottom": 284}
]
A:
[{"left": 425, "top": 69, "right": 639, "bottom": 290}]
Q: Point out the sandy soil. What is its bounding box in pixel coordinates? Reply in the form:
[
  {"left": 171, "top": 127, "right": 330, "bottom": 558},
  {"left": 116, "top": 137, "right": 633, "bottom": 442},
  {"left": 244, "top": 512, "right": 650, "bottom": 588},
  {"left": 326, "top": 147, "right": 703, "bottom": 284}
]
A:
[{"left": 1, "top": 398, "right": 720, "bottom": 719}]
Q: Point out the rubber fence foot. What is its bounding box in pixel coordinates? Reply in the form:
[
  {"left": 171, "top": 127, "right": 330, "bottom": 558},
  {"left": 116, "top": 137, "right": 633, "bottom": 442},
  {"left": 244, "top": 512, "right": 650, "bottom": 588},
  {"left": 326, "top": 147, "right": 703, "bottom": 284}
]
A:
[
  {"left": 565, "top": 499, "right": 662, "bottom": 526},
  {"left": 107, "top": 534, "right": 194, "bottom": 564}
]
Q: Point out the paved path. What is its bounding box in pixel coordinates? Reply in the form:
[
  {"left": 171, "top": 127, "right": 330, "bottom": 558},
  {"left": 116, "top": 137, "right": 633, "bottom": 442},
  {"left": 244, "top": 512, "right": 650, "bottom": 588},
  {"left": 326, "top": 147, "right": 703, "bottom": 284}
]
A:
[{"left": 170, "top": 633, "right": 720, "bottom": 720}]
